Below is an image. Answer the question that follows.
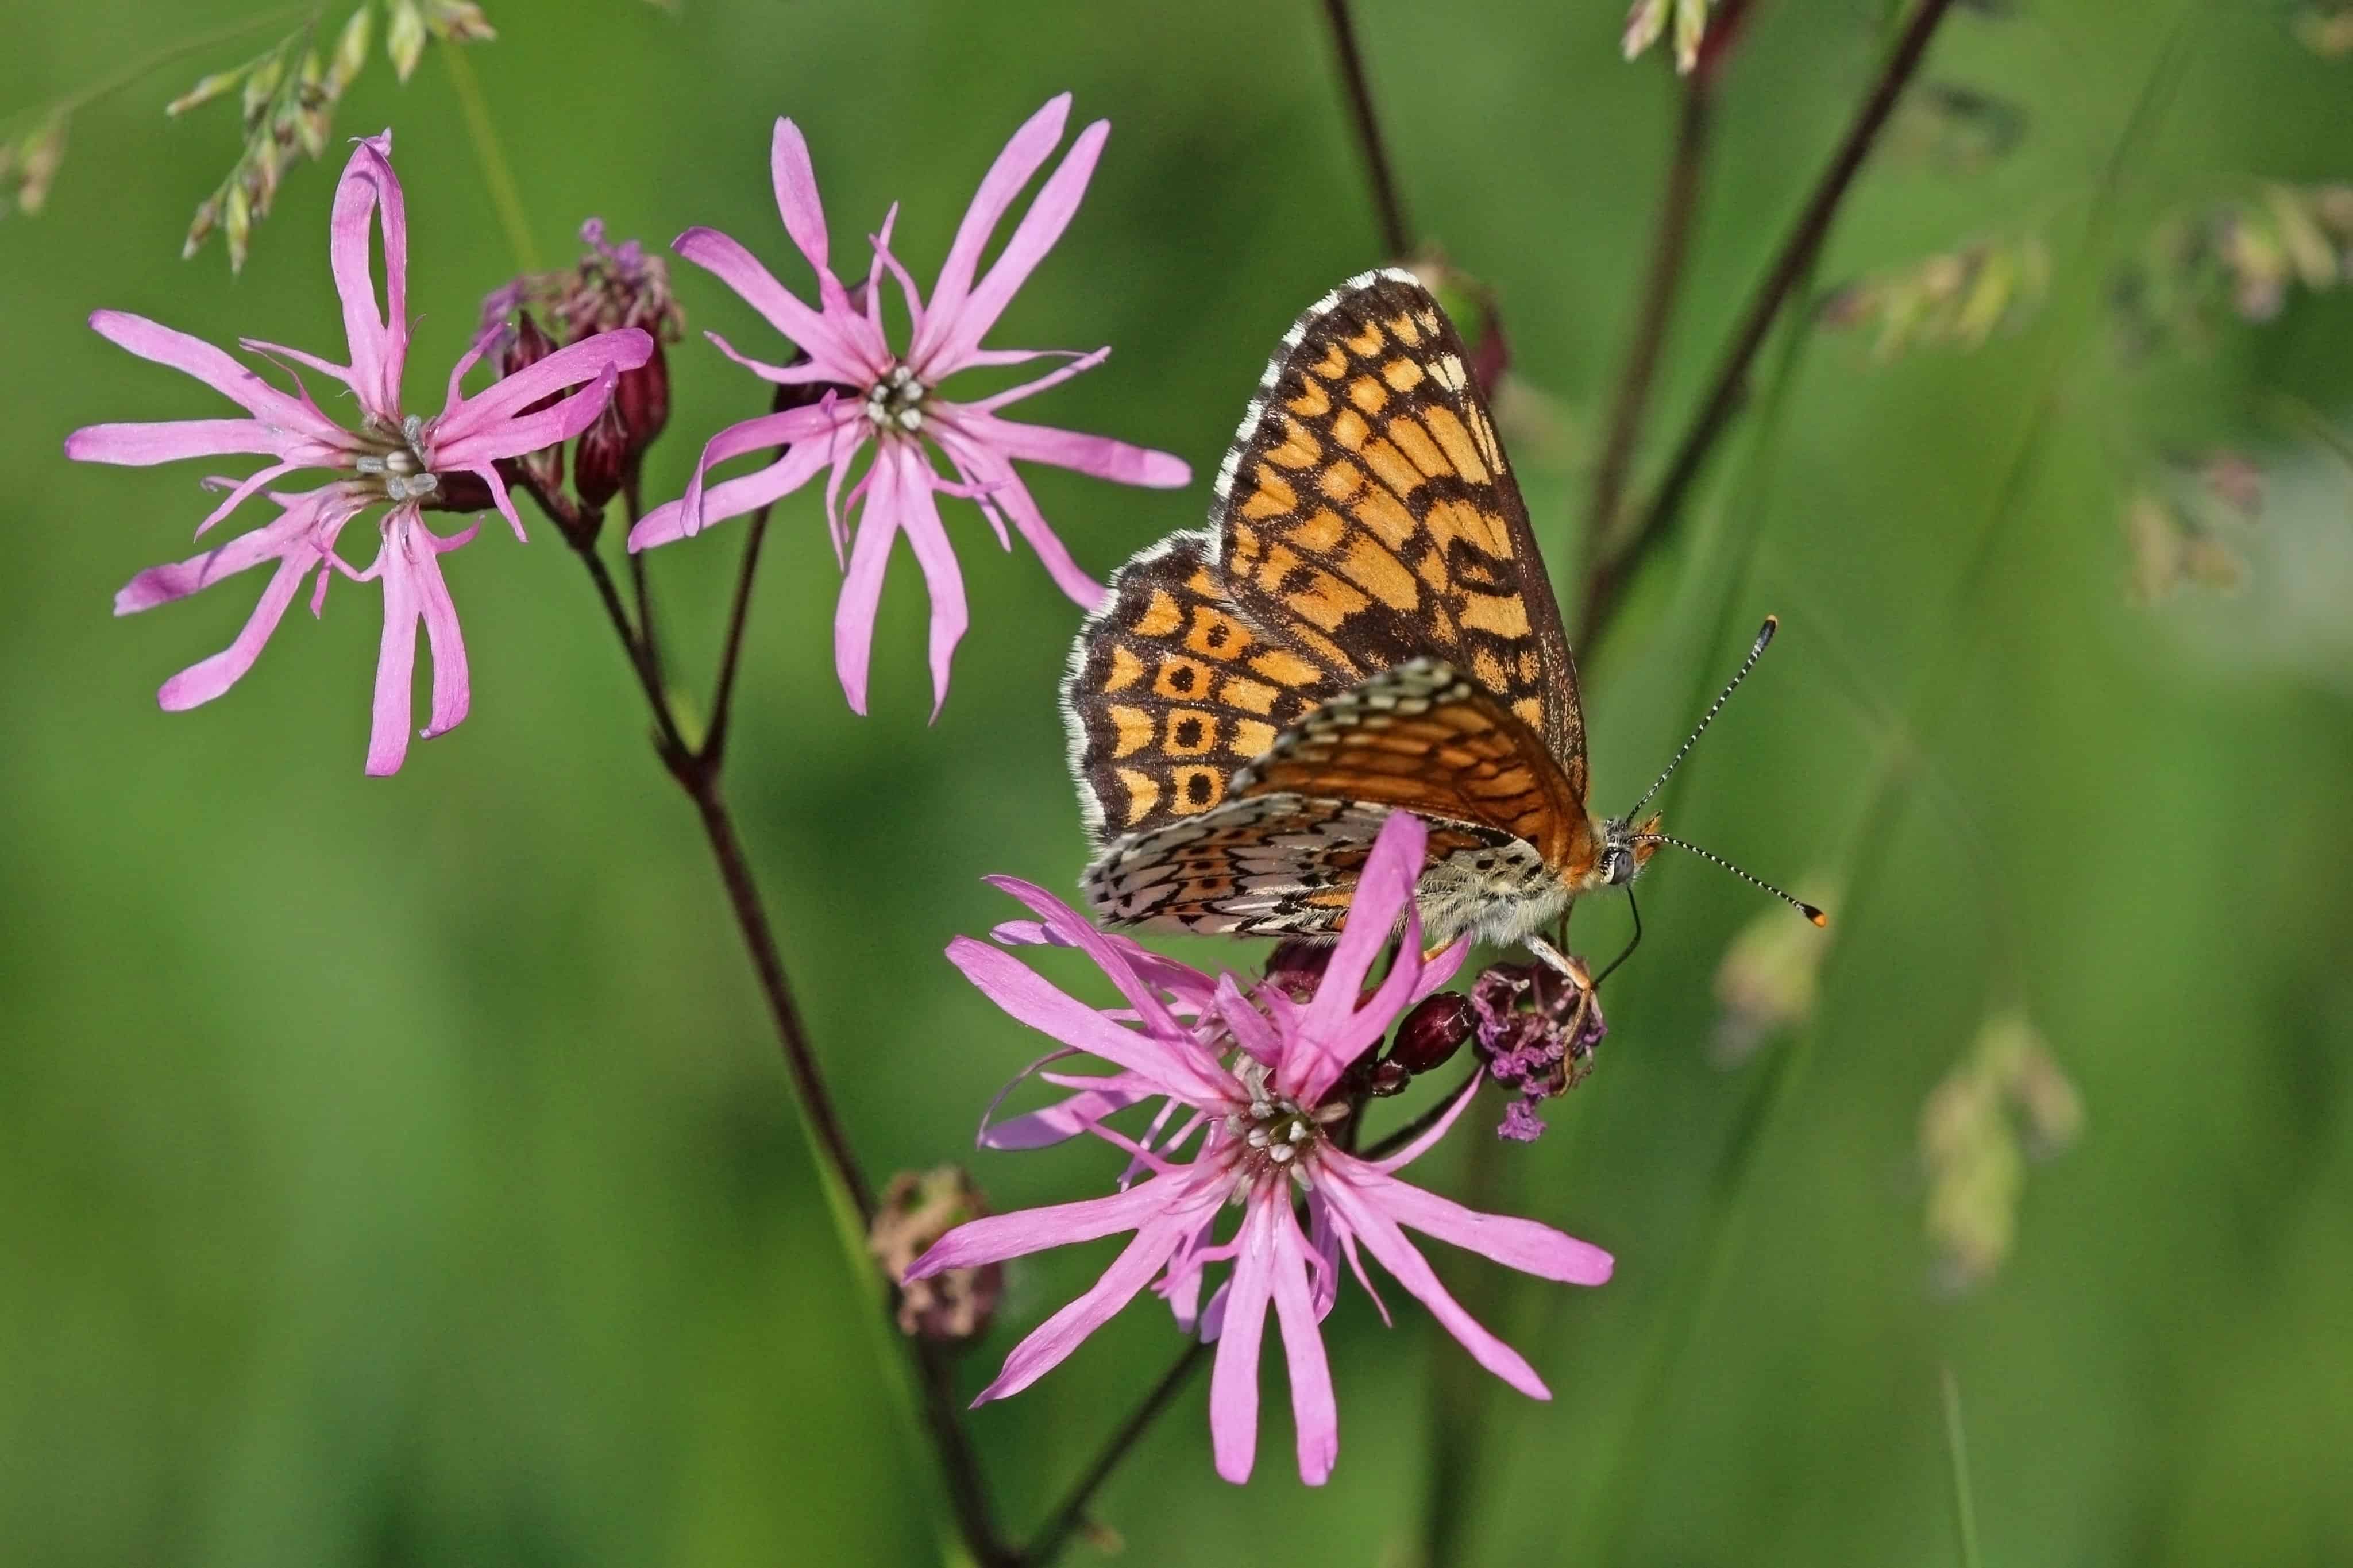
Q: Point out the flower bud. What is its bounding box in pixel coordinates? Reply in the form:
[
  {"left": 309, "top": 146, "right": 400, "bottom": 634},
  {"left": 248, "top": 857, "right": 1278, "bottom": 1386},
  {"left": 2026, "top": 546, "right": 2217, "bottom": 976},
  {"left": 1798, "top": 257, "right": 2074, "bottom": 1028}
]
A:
[
  {"left": 616, "top": 337, "right": 670, "bottom": 454},
  {"left": 868, "top": 1166, "right": 1003, "bottom": 1345},
  {"left": 1389, "top": 991, "right": 1474, "bottom": 1075},
  {"left": 573, "top": 403, "right": 627, "bottom": 509},
  {"left": 500, "top": 310, "right": 565, "bottom": 498},
  {"left": 1263, "top": 940, "right": 1334, "bottom": 1003}
]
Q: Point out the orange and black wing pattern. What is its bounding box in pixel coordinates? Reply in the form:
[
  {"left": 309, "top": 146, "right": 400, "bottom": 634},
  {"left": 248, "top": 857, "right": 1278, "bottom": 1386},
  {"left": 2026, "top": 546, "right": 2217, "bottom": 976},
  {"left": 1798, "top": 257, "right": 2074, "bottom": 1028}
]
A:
[
  {"left": 1082, "top": 661, "right": 1585, "bottom": 938},
  {"left": 1210, "top": 268, "right": 1588, "bottom": 800},
  {"left": 1064, "top": 268, "right": 1588, "bottom": 848}
]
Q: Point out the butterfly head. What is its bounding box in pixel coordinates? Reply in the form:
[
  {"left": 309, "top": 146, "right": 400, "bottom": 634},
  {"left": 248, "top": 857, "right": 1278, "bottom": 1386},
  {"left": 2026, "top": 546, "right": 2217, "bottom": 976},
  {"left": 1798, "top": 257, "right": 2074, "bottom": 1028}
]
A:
[{"left": 1592, "top": 812, "right": 1666, "bottom": 890}]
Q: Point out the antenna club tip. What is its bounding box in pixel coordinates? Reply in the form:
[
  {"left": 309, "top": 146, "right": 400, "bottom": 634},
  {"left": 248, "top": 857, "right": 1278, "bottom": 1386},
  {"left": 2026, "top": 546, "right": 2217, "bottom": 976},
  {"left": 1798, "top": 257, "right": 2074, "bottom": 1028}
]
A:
[
  {"left": 1803, "top": 905, "right": 1829, "bottom": 928},
  {"left": 1758, "top": 614, "right": 1780, "bottom": 642}
]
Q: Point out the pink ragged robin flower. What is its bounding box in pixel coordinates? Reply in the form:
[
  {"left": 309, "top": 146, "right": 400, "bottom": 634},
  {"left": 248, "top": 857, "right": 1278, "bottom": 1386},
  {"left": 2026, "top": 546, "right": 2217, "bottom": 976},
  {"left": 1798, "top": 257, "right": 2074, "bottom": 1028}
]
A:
[
  {"left": 906, "top": 813, "right": 1614, "bottom": 1485},
  {"left": 65, "top": 132, "right": 652, "bottom": 774},
  {"left": 628, "top": 93, "right": 1191, "bottom": 718}
]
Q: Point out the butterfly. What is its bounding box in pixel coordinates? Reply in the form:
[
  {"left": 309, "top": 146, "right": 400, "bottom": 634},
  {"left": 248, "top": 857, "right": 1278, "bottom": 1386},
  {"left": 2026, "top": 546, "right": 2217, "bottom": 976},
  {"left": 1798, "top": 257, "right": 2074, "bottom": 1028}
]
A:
[{"left": 1060, "top": 268, "right": 1820, "bottom": 955}]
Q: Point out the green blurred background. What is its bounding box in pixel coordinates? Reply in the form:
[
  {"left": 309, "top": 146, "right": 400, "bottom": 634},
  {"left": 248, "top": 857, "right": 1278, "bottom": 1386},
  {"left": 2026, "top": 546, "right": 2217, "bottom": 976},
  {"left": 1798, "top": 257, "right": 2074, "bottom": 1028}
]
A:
[{"left": 6, "top": 1, "right": 2351, "bottom": 1563}]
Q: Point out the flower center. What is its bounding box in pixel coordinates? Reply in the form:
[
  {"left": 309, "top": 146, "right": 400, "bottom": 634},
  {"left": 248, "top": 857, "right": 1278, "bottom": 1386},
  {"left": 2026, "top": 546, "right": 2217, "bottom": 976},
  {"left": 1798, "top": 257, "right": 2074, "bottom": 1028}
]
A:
[
  {"left": 864, "top": 364, "right": 928, "bottom": 435},
  {"left": 351, "top": 414, "right": 441, "bottom": 504},
  {"left": 1223, "top": 1061, "right": 1349, "bottom": 1189}
]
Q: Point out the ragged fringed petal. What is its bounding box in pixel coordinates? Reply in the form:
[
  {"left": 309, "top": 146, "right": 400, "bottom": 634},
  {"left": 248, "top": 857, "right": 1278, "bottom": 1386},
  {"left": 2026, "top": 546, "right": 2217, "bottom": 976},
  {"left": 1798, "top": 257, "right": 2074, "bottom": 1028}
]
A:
[
  {"left": 912, "top": 93, "right": 1073, "bottom": 369},
  {"left": 429, "top": 328, "right": 651, "bottom": 455},
  {"left": 1333, "top": 1158, "right": 1613, "bottom": 1286},
  {"left": 1317, "top": 1175, "right": 1552, "bottom": 1401},
  {"left": 1286, "top": 812, "right": 1433, "bottom": 1103},
  {"left": 1209, "top": 1195, "right": 1279, "bottom": 1484},
  {"left": 907, "top": 1177, "right": 1170, "bottom": 1281},
  {"left": 979, "top": 1079, "right": 1156, "bottom": 1151},
  {"left": 946, "top": 937, "right": 1233, "bottom": 1106},
  {"left": 119, "top": 487, "right": 362, "bottom": 711},
  {"left": 831, "top": 433, "right": 904, "bottom": 716},
  {"left": 74, "top": 311, "right": 351, "bottom": 450},
  {"left": 955, "top": 406, "right": 1193, "bottom": 489},
  {"left": 329, "top": 132, "right": 409, "bottom": 425},
  {"left": 769, "top": 118, "right": 832, "bottom": 276},
  {"left": 632, "top": 397, "right": 855, "bottom": 551},
  {"left": 969, "top": 1195, "right": 1218, "bottom": 1404},
  {"left": 922, "top": 118, "right": 1108, "bottom": 377},
  {"left": 65, "top": 418, "right": 285, "bottom": 468},
  {"left": 925, "top": 424, "right": 1105, "bottom": 612},
  {"left": 360, "top": 508, "right": 478, "bottom": 776},
  {"left": 1266, "top": 1198, "right": 1340, "bottom": 1485},
  {"left": 673, "top": 226, "right": 873, "bottom": 383},
  {"left": 884, "top": 444, "right": 970, "bottom": 721},
  {"left": 977, "top": 875, "right": 1189, "bottom": 1037}
]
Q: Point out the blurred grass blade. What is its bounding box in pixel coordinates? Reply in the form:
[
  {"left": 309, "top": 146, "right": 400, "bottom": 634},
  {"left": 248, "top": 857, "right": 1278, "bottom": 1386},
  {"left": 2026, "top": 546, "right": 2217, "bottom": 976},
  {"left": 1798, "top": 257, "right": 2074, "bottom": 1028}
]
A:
[{"left": 1941, "top": 1366, "right": 1985, "bottom": 1568}]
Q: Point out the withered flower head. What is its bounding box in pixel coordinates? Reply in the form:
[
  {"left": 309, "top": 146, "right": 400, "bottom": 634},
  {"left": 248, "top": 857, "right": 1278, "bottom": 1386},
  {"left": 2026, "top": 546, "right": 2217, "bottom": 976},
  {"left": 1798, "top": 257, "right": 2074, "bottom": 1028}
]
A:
[
  {"left": 1472, "top": 957, "right": 1605, "bottom": 1142},
  {"left": 868, "top": 1166, "right": 1003, "bottom": 1344}
]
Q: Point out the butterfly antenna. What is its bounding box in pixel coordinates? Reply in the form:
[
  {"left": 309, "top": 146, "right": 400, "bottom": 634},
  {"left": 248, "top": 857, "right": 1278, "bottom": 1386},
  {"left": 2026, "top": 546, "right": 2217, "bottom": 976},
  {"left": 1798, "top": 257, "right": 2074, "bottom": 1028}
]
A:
[
  {"left": 1623, "top": 616, "right": 1781, "bottom": 824},
  {"left": 1631, "top": 832, "right": 1829, "bottom": 926}
]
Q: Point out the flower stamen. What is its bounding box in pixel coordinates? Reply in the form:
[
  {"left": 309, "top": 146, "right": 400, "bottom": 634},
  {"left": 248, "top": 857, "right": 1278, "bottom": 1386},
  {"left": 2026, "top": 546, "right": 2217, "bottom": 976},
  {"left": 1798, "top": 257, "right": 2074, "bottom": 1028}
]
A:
[{"left": 864, "top": 363, "right": 928, "bottom": 435}]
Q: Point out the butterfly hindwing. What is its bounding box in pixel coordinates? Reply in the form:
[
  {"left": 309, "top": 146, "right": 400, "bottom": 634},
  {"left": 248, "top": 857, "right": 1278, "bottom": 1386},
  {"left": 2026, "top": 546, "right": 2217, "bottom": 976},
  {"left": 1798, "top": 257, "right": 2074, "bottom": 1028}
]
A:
[
  {"left": 1234, "top": 658, "right": 1588, "bottom": 874},
  {"left": 1081, "top": 789, "right": 1553, "bottom": 940},
  {"left": 1062, "top": 529, "right": 1359, "bottom": 841}
]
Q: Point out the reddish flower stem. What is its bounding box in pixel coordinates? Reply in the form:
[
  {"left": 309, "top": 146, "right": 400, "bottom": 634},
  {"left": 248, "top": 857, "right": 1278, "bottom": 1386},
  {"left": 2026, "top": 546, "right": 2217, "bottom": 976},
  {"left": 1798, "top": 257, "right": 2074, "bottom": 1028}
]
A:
[
  {"left": 1584, "top": 80, "right": 1715, "bottom": 571},
  {"left": 554, "top": 484, "right": 1016, "bottom": 1568},
  {"left": 1579, "top": 0, "right": 1965, "bottom": 650},
  {"left": 1320, "top": 0, "right": 1415, "bottom": 258}
]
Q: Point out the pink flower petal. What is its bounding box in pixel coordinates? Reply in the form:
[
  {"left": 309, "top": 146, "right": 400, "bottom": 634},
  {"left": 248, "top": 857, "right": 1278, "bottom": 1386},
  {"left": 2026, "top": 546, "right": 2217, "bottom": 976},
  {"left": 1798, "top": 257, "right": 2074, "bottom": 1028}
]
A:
[
  {"left": 85, "top": 311, "right": 346, "bottom": 440},
  {"left": 978, "top": 875, "right": 1193, "bottom": 1042},
  {"left": 65, "top": 418, "right": 283, "bottom": 468},
  {"left": 194, "top": 460, "right": 298, "bottom": 537},
  {"left": 431, "top": 329, "right": 650, "bottom": 454},
  {"left": 1351, "top": 1162, "right": 1611, "bottom": 1287},
  {"left": 927, "top": 426, "right": 1103, "bottom": 611},
  {"left": 880, "top": 446, "right": 968, "bottom": 721},
  {"left": 1209, "top": 1196, "right": 1278, "bottom": 1484},
  {"left": 1317, "top": 1176, "right": 1552, "bottom": 1401},
  {"left": 131, "top": 490, "right": 357, "bottom": 707},
  {"left": 1267, "top": 1201, "right": 1339, "bottom": 1485},
  {"left": 674, "top": 226, "right": 870, "bottom": 382},
  {"left": 926, "top": 119, "right": 1108, "bottom": 376},
  {"left": 830, "top": 439, "right": 901, "bottom": 715},
  {"left": 969, "top": 346, "right": 1109, "bottom": 411},
  {"left": 769, "top": 118, "right": 831, "bottom": 275},
  {"left": 329, "top": 133, "right": 408, "bottom": 424},
  {"left": 981, "top": 1083, "right": 1154, "bottom": 1151},
  {"left": 959, "top": 407, "right": 1193, "bottom": 488},
  {"left": 908, "top": 1177, "right": 1169, "bottom": 1280},
  {"left": 1289, "top": 812, "right": 1428, "bottom": 1104},
  {"left": 946, "top": 938, "right": 1232, "bottom": 1104},
  {"left": 643, "top": 398, "right": 855, "bottom": 549},
  {"left": 154, "top": 554, "right": 313, "bottom": 711},
  {"left": 705, "top": 330, "right": 843, "bottom": 384},
  {"left": 364, "top": 530, "right": 422, "bottom": 777},
  {"left": 117, "top": 488, "right": 337, "bottom": 614},
  {"left": 1370, "top": 1067, "right": 1488, "bottom": 1174},
  {"left": 973, "top": 1203, "right": 1210, "bottom": 1404},
  {"left": 913, "top": 94, "right": 1073, "bottom": 369},
  {"left": 407, "top": 517, "right": 476, "bottom": 743}
]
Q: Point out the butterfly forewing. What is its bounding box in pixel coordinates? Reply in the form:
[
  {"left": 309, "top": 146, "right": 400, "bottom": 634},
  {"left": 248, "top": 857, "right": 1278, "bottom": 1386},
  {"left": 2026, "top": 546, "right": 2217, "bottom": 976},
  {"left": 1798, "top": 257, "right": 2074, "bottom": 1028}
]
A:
[{"left": 1214, "top": 269, "right": 1588, "bottom": 800}]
